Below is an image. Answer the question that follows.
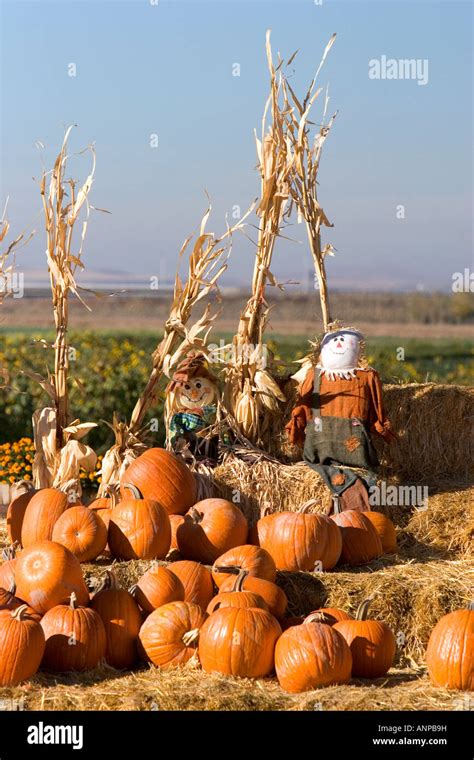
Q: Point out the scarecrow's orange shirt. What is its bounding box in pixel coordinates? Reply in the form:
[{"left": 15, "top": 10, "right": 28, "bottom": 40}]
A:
[{"left": 285, "top": 367, "right": 395, "bottom": 446}]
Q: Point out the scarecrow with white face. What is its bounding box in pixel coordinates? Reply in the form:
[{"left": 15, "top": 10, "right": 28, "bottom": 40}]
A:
[
  {"left": 165, "top": 352, "right": 219, "bottom": 459},
  {"left": 286, "top": 327, "right": 396, "bottom": 511}
]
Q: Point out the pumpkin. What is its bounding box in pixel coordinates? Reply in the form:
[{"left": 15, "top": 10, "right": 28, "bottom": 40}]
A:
[
  {"left": 169, "top": 514, "right": 185, "bottom": 551},
  {"left": 168, "top": 560, "right": 214, "bottom": 611},
  {"left": 88, "top": 492, "right": 117, "bottom": 511},
  {"left": 6, "top": 483, "right": 36, "bottom": 544},
  {"left": 139, "top": 601, "right": 207, "bottom": 668},
  {"left": 199, "top": 605, "right": 281, "bottom": 678},
  {"left": 40, "top": 592, "right": 106, "bottom": 672},
  {"left": 207, "top": 570, "right": 269, "bottom": 615},
  {"left": 330, "top": 510, "right": 383, "bottom": 565},
  {"left": 0, "top": 545, "right": 18, "bottom": 590},
  {"left": 275, "top": 620, "right": 352, "bottom": 693},
  {"left": 304, "top": 607, "right": 353, "bottom": 626},
  {"left": 364, "top": 511, "right": 398, "bottom": 554},
  {"left": 15, "top": 541, "right": 89, "bottom": 615},
  {"left": 132, "top": 565, "right": 184, "bottom": 614},
  {"left": 52, "top": 506, "right": 108, "bottom": 562},
  {"left": 0, "top": 584, "right": 40, "bottom": 621},
  {"left": 211, "top": 544, "right": 276, "bottom": 588},
  {"left": 21, "top": 488, "right": 70, "bottom": 547},
  {"left": 317, "top": 514, "right": 343, "bottom": 570},
  {"left": 0, "top": 604, "right": 45, "bottom": 686},
  {"left": 176, "top": 499, "right": 248, "bottom": 564},
  {"left": 333, "top": 599, "right": 396, "bottom": 678},
  {"left": 257, "top": 503, "right": 341, "bottom": 572},
  {"left": 219, "top": 573, "right": 287, "bottom": 620},
  {"left": 426, "top": 601, "right": 474, "bottom": 691},
  {"left": 119, "top": 447, "right": 197, "bottom": 515},
  {"left": 109, "top": 485, "right": 171, "bottom": 561},
  {"left": 91, "top": 571, "right": 142, "bottom": 669}
]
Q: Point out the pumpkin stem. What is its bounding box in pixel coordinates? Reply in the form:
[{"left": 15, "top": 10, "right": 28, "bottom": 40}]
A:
[
  {"left": 11, "top": 604, "right": 29, "bottom": 621},
  {"left": 123, "top": 484, "right": 143, "bottom": 500},
  {"left": 189, "top": 507, "right": 203, "bottom": 524},
  {"left": 260, "top": 504, "right": 272, "bottom": 519},
  {"left": 129, "top": 584, "right": 138, "bottom": 597},
  {"left": 182, "top": 628, "right": 200, "bottom": 647},
  {"left": 298, "top": 499, "right": 319, "bottom": 514},
  {"left": 93, "top": 569, "right": 120, "bottom": 595},
  {"left": 213, "top": 564, "right": 241, "bottom": 577},
  {"left": 232, "top": 569, "right": 249, "bottom": 592},
  {"left": 69, "top": 592, "right": 77, "bottom": 610},
  {"left": 305, "top": 611, "right": 333, "bottom": 625},
  {"left": 355, "top": 598, "right": 373, "bottom": 621}
]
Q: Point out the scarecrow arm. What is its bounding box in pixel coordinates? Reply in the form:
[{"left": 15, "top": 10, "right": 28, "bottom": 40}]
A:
[
  {"left": 285, "top": 367, "right": 315, "bottom": 446},
  {"left": 367, "top": 370, "right": 397, "bottom": 442}
]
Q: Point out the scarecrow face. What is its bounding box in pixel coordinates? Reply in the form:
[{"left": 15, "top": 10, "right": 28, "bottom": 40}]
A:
[
  {"left": 177, "top": 376, "right": 217, "bottom": 409},
  {"left": 320, "top": 332, "right": 361, "bottom": 371}
]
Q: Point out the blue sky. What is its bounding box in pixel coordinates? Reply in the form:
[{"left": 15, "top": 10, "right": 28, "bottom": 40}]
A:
[{"left": 0, "top": 0, "right": 472, "bottom": 291}]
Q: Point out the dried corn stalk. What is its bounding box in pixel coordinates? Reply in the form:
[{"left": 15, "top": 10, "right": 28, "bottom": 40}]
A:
[{"left": 27, "top": 126, "right": 98, "bottom": 496}]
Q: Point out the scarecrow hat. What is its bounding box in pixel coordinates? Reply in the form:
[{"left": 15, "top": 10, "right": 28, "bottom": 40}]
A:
[
  {"left": 320, "top": 328, "right": 364, "bottom": 348},
  {"left": 167, "top": 351, "right": 218, "bottom": 394}
]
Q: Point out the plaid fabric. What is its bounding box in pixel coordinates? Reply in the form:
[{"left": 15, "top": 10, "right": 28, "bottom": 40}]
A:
[{"left": 169, "top": 405, "right": 216, "bottom": 442}]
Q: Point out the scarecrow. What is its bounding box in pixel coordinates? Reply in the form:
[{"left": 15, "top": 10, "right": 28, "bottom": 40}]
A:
[
  {"left": 286, "top": 327, "right": 396, "bottom": 512},
  {"left": 165, "top": 352, "right": 220, "bottom": 460}
]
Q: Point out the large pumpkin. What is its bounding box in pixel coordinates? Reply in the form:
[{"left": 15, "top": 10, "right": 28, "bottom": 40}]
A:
[
  {"left": 333, "top": 599, "right": 396, "bottom": 678},
  {"left": 21, "top": 488, "right": 70, "bottom": 547},
  {"left": 132, "top": 564, "right": 184, "bottom": 614},
  {"left": 6, "top": 483, "right": 36, "bottom": 544},
  {"left": 40, "top": 592, "right": 106, "bottom": 672},
  {"left": 275, "top": 620, "right": 352, "bottom": 693},
  {"left": 256, "top": 504, "right": 341, "bottom": 572},
  {"left": 91, "top": 571, "right": 142, "bottom": 669},
  {"left": 207, "top": 570, "right": 269, "bottom": 615},
  {"left": 199, "top": 606, "right": 281, "bottom": 678},
  {"left": 219, "top": 573, "right": 287, "bottom": 620},
  {"left": 426, "top": 601, "right": 473, "bottom": 691},
  {"left": 330, "top": 510, "right": 383, "bottom": 565},
  {"left": 109, "top": 485, "right": 171, "bottom": 561},
  {"left": 176, "top": 499, "right": 248, "bottom": 564},
  {"left": 364, "top": 511, "right": 398, "bottom": 554},
  {"left": 139, "top": 601, "right": 207, "bottom": 668},
  {"left": 0, "top": 604, "right": 45, "bottom": 686},
  {"left": 119, "top": 448, "right": 197, "bottom": 515},
  {"left": 52, "top": 506, "right": 108, "bottom": 562},
  {"left": 168, "top": 560, "right": 214, "bottom": 611},
  {"left": 15, "top": 541, "right": 89, "bottom": 615},
  {"left": 211, "top": 544, "right": 276, "bottom": 588}
]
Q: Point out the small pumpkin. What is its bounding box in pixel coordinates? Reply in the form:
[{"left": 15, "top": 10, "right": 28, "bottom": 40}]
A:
[
  {"left": 426, "top": 601, "right": 473, "bottom": 691},
  {"left": 199, "top": 605, "right": 281, "bottom": 678},
  {"left": 330, "top": 509, "right": 383, "bottom": 566},
  {"left": 132, "top": 564, "right": 184, "bottom": 614},
  {"left": 91, "top": 571, "right": 142, "bottom": 669},
  {"left": 207, "top": 570, "right": 269, "bottom": 615},
  {"left": 40, "top": 592, "right": 107, "bottom": 672},
  {"left": 333, "top": 599, "right": 396, "bottom": 678},
  {"left": 139, "top": 601, "right": 207, "bottom": 668},
  {"left": 176, "top": 499, "right": 248, "bottom": 564},
  {"left": 211, "top": 544, "right": 276, "bottom": 588},
  {"left": 119, "top": 447, "right": 197, "bottom": 515},
  {"left": 0, "top": 604, "right": 45, "bottom": 686},
  {"left": 52, "top": 506, "right": 108, "bottom": 562},
  {"left": 109, "top": 484, "right": 171, "bottom": 561},
  {"left": 21, "top": 488, "right": 70, "bottom": 547},
  {"left": 15, "top": 540, "right": 89, "bottom": 615},
  {"left": 364, "top": 511, "right": 398, "bottom": 554},
  {"left": 275, "top": 620, "right": 352, "bottom": 693},
  {"left": 6, "top": 482, "right": 36, "bottom": 544},
  {"left": 218, "top": 573, "right": 287, "bottom": 620},
  {"left": 304, "top": 607, "right": 353, "bottom": 626},
  {"left": 168, "top": 560, "right": 214, "bottom": 611}
]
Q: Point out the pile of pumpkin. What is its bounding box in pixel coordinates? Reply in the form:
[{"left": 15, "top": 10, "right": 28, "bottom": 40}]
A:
[{"left": 0, "top": 447, "right": 472, "bottom": 694}]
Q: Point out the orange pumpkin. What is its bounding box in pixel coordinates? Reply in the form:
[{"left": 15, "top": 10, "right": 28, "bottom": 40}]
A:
[
  {"left": 219, "top": 573, "right": 287, "bottom": 620},
  {"left": 6, "top": 483, "right": 36, "bottom": 544},
  {"left": 275, "top": 620, "right": 352, "bottom": 693},
  {"left": 15, "top": 541, "right": 89, "bottom": 615},
  {"left": 91, "top": 571, "right": 142, "bottom": 670},
  {"left": 199, "top": 605, "right": 281, "bottom": 678},
  {"left": 139, "top": 601, "right": 207, "bottom": 668},
  {"left": 0, "top": 545, "right": 18, "bottom": 590},
  {"left": 0, "top": 604, "right": 45, "bottom": 686},
  {"left": 333, "top": 599, "right": 396, "bottom": 678},
  {"left": 330, "top": 510, "right": 383, "bottom": 565},
  {"left": 304, "top": 607, "right": 353, "bottom": 626},
  {"left": 248, "top": 505, "right": 272, "bottom": 546},
  {"left": 169, "top": 514, "right": 185, "bottom": 551},
  {"left": 0, "top": 585, "right": 40, "bottom": 621},
  {"left": 212, "top": 544, "right": 276, "bottom": 588},
  {"left": 132, "top": 565, "right": 184, "bottom": 614},
  {"left": 364, "top": 511, "right": 398, "bottom": 554},
  {"left": 426, "top": 602, "right": 474, "bottom": 691},
  {"left": 119, "top": 447, "right": 197, "bottom": 515},
  {"left": 109, "top": 485, "right": 171, "bottom": 561},
  {"left": 21, "top": 488, "right": 71, "bottom": 547},
  {"left": 207, "top": 570, "right": 269, "bottom": 615},
  {"left": 40, "top": 592, "right": 106, "bottom": 672},
  {"left": 52, "top": 506, "right": 108, "bottom": 562},
  {"left": 176, "top": 499, "right": 248, "bottom": 564},
  {"left": 168, "top": 560, "right": 214, "bottom": 611}
]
